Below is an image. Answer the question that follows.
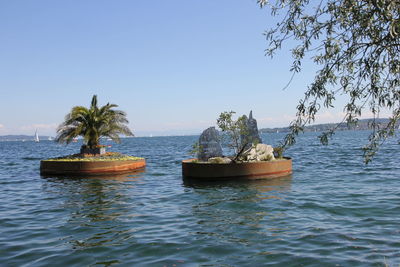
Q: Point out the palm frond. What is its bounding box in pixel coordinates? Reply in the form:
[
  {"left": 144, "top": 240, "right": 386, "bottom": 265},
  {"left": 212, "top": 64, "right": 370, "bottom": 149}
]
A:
[{"left": 55, "top": 95, "right": 134, "bottom": 148}]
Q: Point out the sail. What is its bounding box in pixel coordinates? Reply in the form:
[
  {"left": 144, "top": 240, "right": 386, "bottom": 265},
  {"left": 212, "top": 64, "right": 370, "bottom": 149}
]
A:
[{"left": 34, "top": 130, "right": 39, "bottom": 142}]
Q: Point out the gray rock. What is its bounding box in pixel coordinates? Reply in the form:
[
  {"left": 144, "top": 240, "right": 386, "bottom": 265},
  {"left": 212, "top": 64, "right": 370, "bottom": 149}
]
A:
[
  {"left": 198, "top": 127, "right": 223, "bottom": 161},
  {"left": 241, "top": 110, "right": 262, "bottom": 149}
]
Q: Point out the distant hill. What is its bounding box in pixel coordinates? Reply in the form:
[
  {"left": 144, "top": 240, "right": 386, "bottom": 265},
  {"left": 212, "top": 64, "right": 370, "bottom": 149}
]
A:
[{"left": 259, "top": 118, "right": 398, "bottom": 133}]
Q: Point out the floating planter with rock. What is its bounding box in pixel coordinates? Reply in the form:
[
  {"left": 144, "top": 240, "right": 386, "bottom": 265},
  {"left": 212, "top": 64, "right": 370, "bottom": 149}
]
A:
[
  {"left": 41, "top": 95, "right": 145, "bottom": 176},
  {"left": 182, "top": 111, "right": 292, "bottom": 180}
]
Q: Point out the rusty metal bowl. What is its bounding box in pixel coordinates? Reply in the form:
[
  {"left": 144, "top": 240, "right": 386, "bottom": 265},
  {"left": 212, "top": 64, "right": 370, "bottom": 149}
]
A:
[
  {"left": 40, "top": 158, "right": 146, "bottom": 176},
  {"left": 182, "top": 158, "right": 292, "bottom": 180}
]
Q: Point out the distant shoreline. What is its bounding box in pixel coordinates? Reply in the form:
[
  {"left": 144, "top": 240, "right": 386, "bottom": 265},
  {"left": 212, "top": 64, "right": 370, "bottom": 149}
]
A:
[
  {"left": 1, "top": 118, "right": 397, "bottom": 141},
  {"left": 260, "top": 118, "right": 397, "bottom": 134},
  {"left": 0, "top": 135, "right": 199, "bottom": 141},
  {"left": 0, "top": 135, "right": 54, "bottom": 142}
]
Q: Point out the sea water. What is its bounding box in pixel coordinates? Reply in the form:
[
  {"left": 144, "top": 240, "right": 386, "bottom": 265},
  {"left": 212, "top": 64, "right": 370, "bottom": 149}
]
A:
[{"left": 0, "top": 131, "right": 399, "bottom": 266}]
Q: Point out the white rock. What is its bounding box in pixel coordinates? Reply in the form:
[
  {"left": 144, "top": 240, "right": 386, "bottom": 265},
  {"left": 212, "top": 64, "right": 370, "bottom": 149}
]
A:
[{"left": 246, "top": 144, "right": 275, "bottom": 161}]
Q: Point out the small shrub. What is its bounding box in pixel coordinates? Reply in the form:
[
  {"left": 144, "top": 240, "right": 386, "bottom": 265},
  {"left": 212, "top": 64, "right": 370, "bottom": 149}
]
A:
[
  {"left": 45, "top": 152, "right": 143, "bottom": 162},
  {"left": 273, "top": 146, "right": 284, "bottom": 159}
]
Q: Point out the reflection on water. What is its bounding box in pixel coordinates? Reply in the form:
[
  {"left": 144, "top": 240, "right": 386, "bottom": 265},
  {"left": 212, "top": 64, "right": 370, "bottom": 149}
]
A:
[
  {"left": 248, "top": 175, "right": 292, "bottom": 200},
  {"left": 183, "top": 175, "right": 292, "bottom": 198},
  {"left": 41, "top": 169, "right": 145, "bottom": 182},
  {"left": 41, "top": 171, "right": 145, "bottom": 250},
  {"left": 183, "top": 176, "right": 293, "bottom": 248}
]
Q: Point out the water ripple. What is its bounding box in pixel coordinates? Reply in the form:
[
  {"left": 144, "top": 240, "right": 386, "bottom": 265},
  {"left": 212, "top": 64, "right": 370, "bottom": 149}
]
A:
[{"left": 0, "top": 132, "right": 399, "bottom": 266}]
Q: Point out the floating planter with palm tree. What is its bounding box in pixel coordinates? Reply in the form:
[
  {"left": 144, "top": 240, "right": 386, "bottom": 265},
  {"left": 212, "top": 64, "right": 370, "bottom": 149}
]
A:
[
  {"left": 182, "top": 111, "right": 292, "bottom": 180},
  {"left": 40, "top": 95, "right": 145, "bottom": 176}
]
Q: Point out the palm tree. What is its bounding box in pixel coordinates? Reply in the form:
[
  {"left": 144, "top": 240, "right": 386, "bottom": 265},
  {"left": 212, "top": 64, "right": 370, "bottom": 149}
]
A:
[{"left": 55, "top": 95, "right": 134, "bottom": 148}]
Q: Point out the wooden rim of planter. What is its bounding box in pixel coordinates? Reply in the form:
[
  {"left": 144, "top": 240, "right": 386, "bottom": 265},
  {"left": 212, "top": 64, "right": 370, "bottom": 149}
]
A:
[
  {"left": 40, "top": 158, "right": 146, "bottom": 176},
  {"left": 182, "top": 157, "right": 292, "bottom": 180}
]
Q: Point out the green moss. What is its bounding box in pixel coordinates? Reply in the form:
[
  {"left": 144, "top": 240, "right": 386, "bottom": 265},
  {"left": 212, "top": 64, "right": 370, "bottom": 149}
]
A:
[
  {"left": 208, "top": 157, "right": 230, "bottom": 164},
  {"left": 43, "top": 152, "right": 143, "bottom": 162}
]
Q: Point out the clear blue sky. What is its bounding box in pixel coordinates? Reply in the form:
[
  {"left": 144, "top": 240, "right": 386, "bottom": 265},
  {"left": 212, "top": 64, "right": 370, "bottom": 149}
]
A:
[{"left": 0, "top": 0, "right": 354, "bottom": 136}]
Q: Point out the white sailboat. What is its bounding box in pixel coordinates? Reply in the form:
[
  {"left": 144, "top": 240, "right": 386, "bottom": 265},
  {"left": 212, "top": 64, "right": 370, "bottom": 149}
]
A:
[{"left": 34, "top": 130, "right": 40, "bottom": 142}]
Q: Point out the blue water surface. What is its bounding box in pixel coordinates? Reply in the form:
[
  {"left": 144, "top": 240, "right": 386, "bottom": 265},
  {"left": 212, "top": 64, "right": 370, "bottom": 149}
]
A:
[{"left": 0, "top": 131, "right": 399, "bottom": 266}]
